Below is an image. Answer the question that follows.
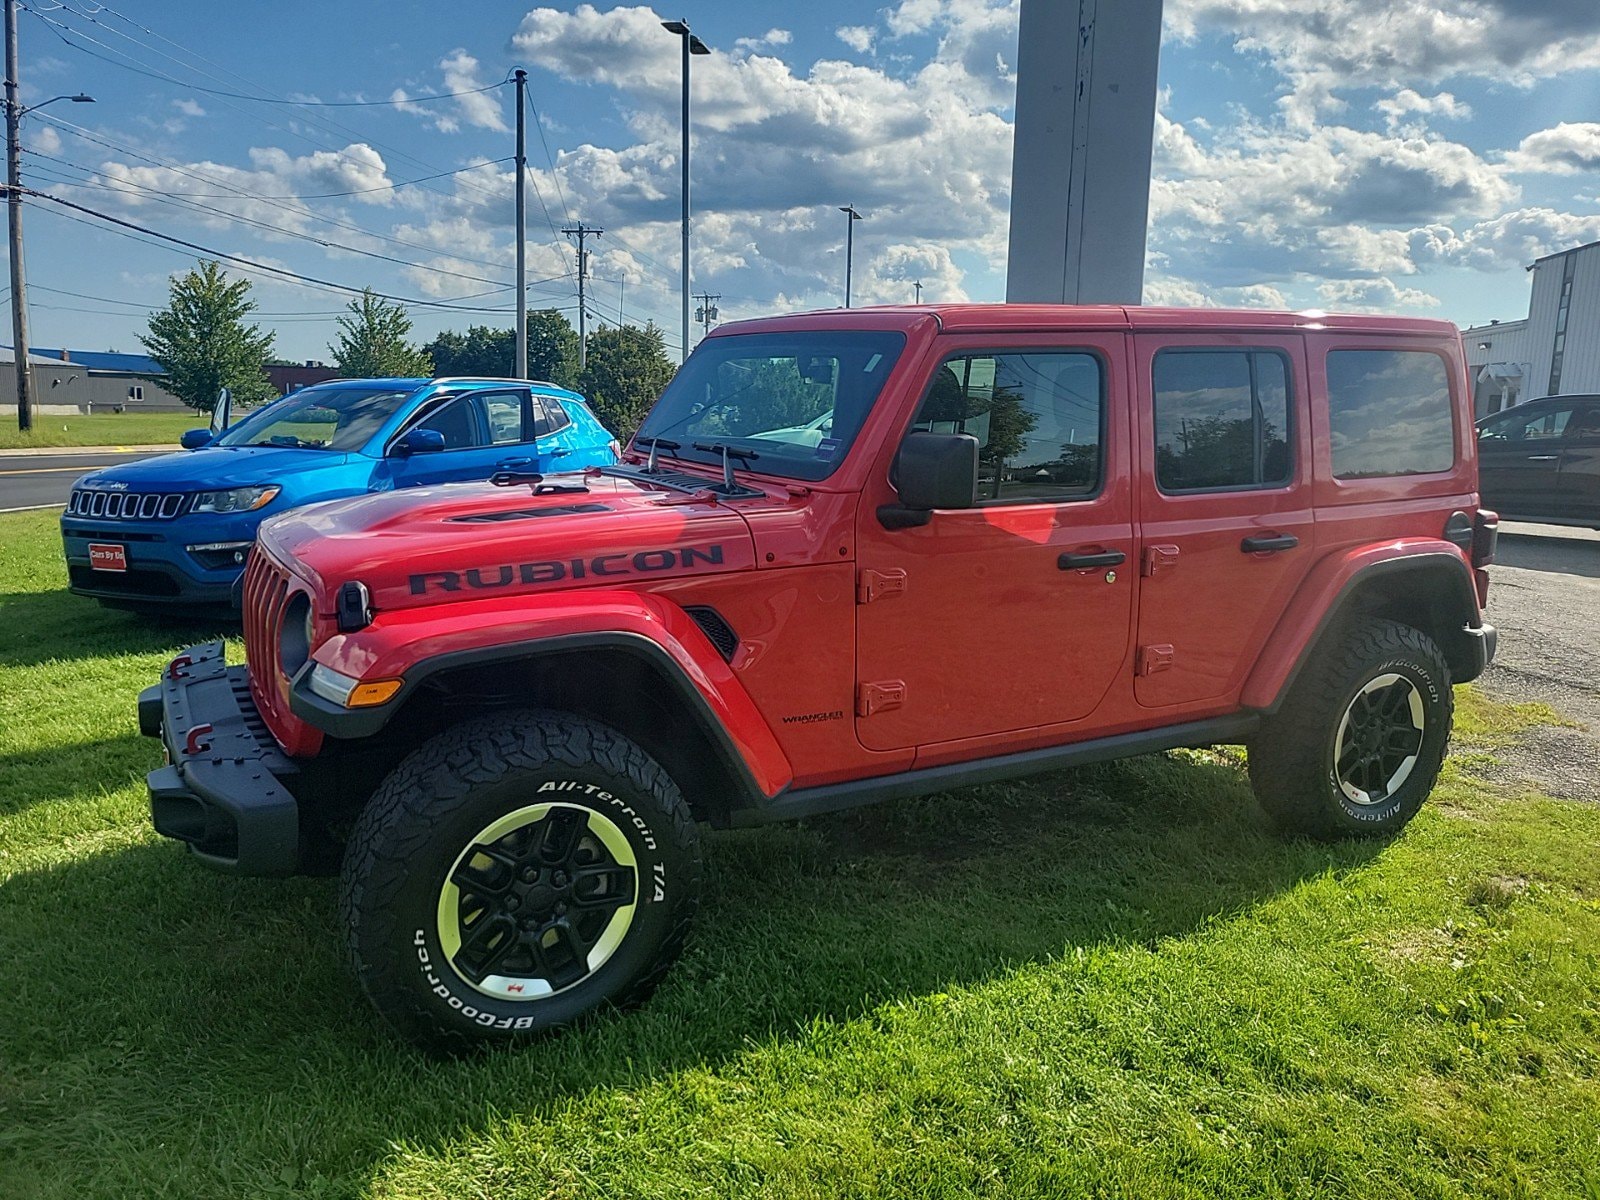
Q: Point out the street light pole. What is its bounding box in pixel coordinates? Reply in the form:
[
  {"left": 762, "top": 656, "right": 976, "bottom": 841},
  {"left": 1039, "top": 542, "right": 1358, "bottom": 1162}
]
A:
[
  {"left": 839, "top": 205, "right": 864, "bottom": 307},
  {"left": 513, "top": 68, "right": 527, "bottom": 379},
  {"left": 662, "top": 19, "right": 709, "bottom": 362}
]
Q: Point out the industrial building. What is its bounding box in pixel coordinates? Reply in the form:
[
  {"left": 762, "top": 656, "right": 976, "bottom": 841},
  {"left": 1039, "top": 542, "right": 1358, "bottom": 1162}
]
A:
[{"left": 1464, "top": 240, "right": 1600, "bottom": 417}]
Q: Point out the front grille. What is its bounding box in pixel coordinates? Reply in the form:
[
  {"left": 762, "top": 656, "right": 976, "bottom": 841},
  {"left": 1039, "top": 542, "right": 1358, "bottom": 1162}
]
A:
[
  {"left": 243, "top": 550, "right": 293, "bottom": 690},
  {"left": 67, "top": 488, "right": 188, "bottom": 520},
  {"left": 67, "top": 564, "right": 181, "bottom": 596}
]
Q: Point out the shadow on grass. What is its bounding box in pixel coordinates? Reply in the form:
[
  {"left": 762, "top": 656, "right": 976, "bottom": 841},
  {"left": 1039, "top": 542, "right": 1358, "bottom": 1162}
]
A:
[
  {"left": 0, "top": 749, "right": 1386, "bottom": 1195},
  {"left": 0, "top": 585, "right": 235, "bottom": 669},
  {"left": 0, "top": 733, "right": 160, "bottom": 818}
]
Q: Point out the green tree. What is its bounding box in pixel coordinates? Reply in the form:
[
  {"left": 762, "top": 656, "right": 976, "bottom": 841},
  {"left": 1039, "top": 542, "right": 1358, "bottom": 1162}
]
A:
[
  {"left": 578, "top": 323, "right": 676, "bottom": 439},
  {"left": 422, "top": 311, "right": 580, "bottom": 387},
  {"left": 329, "top": 289, "right": 432, "bottom": 377},
  {"left": 526, "top": 310, "right": 580, "bottom": 389},
  {"left": 137, "top": 260, "right": 276, "bottom": 413}
]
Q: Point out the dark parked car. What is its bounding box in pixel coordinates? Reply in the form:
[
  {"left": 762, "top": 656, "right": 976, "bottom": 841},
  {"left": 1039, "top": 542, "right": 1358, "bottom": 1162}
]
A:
[{"left": 1477, "top": 394, "right": 1600, "bottom": 528}]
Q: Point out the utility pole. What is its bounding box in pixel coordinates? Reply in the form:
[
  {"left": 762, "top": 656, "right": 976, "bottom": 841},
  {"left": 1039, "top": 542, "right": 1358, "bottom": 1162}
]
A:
[
  {"left": 912, "top": 280, "right": 923, "bottom": 304},
  {"left": 563, "top": 223, "right": 601, "bottom": 372},
  {"left": 513, "top": 68, "right": 527, "bottom": 379},
  {"left": 694, "top": 291, "right": 719, "bottom": 343},
  {"left": 5, "top": 0, "right": 30, "bottom": 431},
  {"left": 839, "top": 205, "right": 864, "bottom": 308}
]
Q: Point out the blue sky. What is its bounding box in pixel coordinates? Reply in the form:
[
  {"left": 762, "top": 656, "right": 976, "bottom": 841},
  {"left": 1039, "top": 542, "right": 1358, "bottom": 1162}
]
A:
[{"left": 8, "top": 0, "right": 1600, "bottom": 362}]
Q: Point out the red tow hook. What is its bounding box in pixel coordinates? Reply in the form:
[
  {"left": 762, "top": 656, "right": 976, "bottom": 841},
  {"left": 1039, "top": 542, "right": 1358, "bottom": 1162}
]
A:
[
  {"left": 183, "top": 724, "right": 214, "bottom": 756},
  {"left": 168, "top": 654, "right": 193, "bottom": 680}
]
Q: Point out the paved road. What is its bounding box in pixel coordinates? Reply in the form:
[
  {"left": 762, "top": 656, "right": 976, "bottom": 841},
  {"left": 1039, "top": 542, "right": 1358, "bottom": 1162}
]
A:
[
  {"left": 0, "top": 450, "right": 162, "bottom": 511},
  {"left": 1481, "top": 522, "right": 1600, "bottom": 799}
]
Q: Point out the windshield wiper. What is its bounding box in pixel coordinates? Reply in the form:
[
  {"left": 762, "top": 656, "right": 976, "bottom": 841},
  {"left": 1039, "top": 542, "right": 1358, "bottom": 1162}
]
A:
[
  {"left": 693, "top": 441, "right": 760, "bottom": 492},
  {"left": 637, "top": 435, "right": 681, "bottom": 472}
]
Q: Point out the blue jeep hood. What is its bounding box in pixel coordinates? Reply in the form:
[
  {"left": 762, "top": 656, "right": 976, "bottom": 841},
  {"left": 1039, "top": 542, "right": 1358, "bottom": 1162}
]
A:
[{"left": 78, "top": 445, "right": 354, "bottom": 490}]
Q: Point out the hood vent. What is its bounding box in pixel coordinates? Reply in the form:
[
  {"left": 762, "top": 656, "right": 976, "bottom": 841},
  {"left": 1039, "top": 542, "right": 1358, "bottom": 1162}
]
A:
[
  {"left": 684, "top": 605, "right": 739, "bottom": 662},
  {"left": 450, "top": 502, "right": 612, "bottom": 524}
]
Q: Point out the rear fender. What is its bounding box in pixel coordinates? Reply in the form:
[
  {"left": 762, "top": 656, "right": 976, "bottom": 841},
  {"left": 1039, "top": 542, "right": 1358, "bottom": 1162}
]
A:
[
  {"left": 1242, "top": 540, "right": 1487, "bottom": 711},
  {"left": 296, "top": 589, "right": 793, "bottom": 806}
]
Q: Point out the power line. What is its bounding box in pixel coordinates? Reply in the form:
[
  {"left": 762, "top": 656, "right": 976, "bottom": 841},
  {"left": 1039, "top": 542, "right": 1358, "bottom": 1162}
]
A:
[
  {"left": 27, "top": 151, "right": 510, "bottom": 200},
  {"left": 24, "top": 187, "right": 557, "bottom": 311},
  {"left": 25, "top": 0, "right": 512, "bottom": 210},
  {"left": 24, "top": 0, "right": 508, "bottom": 105},
  {"left": 22, "top": 154, "right": 515, "bottom": 287},
  {"left": 31, "top": 117, "right": 520, "bottom": 274}
]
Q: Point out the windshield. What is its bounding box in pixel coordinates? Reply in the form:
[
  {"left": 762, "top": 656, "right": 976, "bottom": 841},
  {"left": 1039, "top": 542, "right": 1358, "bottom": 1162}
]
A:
[
  {"left": 633, "top": 330, "right": 907, "bottom": 481},
  {"left": 214, "top": 384, "right": 416, "bottom": 451}
]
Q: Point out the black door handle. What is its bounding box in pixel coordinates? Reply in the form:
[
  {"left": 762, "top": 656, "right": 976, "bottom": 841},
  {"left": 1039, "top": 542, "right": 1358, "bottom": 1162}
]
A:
[
  {"left": 1241, "top": 534, "right": 1299, "bottom": 554},
  {"left": 1058, "top": 549, "right": 1126, "bottom": 570}
]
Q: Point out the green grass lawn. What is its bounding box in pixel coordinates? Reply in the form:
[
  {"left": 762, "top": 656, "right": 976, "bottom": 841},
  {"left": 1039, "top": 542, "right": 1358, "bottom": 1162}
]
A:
[
  {"left": 0, "top": 411, "right": 198, "bottom": 450},
  {"left": 2, "top": 507, "right": 1598, "bottom": 1199}
]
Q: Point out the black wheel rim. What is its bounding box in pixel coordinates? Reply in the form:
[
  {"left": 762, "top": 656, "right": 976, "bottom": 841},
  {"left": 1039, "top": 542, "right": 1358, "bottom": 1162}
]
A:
[
  {"left": 437, "top": 802, "right": 638, "bottom": 1000},
  {"left": 1334, "top": 673, "right": 1425, "bottom": 806}
]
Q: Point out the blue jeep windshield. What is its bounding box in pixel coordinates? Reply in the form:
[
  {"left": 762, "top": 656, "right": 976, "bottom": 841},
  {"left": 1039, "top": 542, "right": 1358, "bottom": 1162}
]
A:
[
  {"left": 633, "top": 330, "right": 906, "bottom": 481},
  {"left": 214, "top": 385, "right": 416, "bottom": 451}
]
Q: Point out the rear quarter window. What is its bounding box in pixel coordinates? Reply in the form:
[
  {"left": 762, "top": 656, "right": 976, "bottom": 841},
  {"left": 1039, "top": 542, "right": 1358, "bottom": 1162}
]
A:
[{"left": 1327, "top": 349, "right": 1455, "bottom": 479}]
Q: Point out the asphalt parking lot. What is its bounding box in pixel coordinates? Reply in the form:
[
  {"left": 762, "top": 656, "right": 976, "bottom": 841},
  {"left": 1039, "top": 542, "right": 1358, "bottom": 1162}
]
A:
[{"left": 1482, "top": 522, "right": 1600, "bottom": 799}]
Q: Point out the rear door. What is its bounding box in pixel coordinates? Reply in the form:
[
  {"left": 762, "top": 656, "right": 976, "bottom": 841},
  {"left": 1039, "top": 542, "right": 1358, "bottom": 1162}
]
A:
[
  {"left": 854, "top": 335, "right": 1133, "bottom": 751},
  {"left": 1132, "top": 333, "right": 1315, "bottom": 708}
]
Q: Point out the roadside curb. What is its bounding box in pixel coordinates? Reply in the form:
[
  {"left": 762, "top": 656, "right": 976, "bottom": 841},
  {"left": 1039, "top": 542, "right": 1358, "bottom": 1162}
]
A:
[{"left": 0, "top": 443, "right": 175, "bottom": 458}]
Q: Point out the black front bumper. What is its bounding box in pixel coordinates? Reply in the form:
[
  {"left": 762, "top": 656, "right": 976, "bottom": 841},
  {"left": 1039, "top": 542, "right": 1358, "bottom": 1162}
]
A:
[{"left": 141, "top": 640, "right": 302, "bottom": 876}]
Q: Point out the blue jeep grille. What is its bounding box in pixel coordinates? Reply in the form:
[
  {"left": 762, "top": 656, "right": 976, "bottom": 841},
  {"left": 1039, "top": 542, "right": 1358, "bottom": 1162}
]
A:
[{"left": 67, "top": 489, "right": 189, "bottom": 520}]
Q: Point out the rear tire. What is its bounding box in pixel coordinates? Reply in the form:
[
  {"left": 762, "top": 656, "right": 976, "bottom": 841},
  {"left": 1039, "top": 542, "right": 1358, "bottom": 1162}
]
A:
[
  {"left": 1249, "top": 618, "right": 1452, "bottom": 839},
  {"left": 339, "top": 709, "right": 701, "bottom": 1053}
]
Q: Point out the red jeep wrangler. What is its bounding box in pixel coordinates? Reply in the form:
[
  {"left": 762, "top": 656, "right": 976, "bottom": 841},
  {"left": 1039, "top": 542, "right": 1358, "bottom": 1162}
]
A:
[{"left": 140, "top": 306, "right": 1498, "bottom": 1050}]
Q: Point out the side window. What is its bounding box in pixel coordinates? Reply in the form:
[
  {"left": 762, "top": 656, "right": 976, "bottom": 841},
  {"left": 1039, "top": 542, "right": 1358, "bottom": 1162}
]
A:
[
  {"left": 413, "top": 396, "right": 484, "bottom": 450},
  {"left": 910, "top": 351, "right": 1103, "bottom": 503},
  {"left": 1479, "top": 405, "right": 1574, "bottom": 443},
  {"left": 476, "top": 392, "right": 526, "bottom": 445},
  {"left": 1568, "top": 405, "right": 1600, "bottom": 440},
  {"left": 533, "top": 395, "right": 571, "bottom": 438},
  {"left": 1153, "top": 350, "right": 1291, "bottom": 492},
  {"left": 1328, "top": 350, "right": 1455, "bottom": 478}
]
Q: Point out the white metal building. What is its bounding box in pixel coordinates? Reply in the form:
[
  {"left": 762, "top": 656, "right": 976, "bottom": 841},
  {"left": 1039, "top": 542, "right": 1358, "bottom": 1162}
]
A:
[{"left": 1464, "top": 240, "right": 1600, "bottom": 417}]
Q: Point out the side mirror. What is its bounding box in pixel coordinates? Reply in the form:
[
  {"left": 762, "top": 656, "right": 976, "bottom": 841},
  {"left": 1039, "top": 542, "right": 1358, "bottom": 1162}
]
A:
[
  {"left": 180, "top": 428, "right": 213, "bottom": 450},
  {"left": 392, "top": 427, "right": 447, "bottom": 457},
  {"left": 880, "top": 431, "right": 978, "bottom": 528},
  {"left": 209, "top": 386, "right": 233, "bottom": 436}
]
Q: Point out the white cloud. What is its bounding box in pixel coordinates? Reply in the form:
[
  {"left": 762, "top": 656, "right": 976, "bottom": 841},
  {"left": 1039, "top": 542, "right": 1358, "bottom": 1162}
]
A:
[
  {"left": 1317, "top": 277, "right": 1441, "bottom": 311},
  {"left": 736, "top": 29, "right": 792, "bottom": 51},
  {"left": 1168, "top": 0, "right": 1600, "bottom": 124},
  {"left": 171, "top": 98, "right": 206, "bottom": 119},
  {"left": 1410, "top": 208, "right": 1600, "bottom": 272},
  {"left": 836, "top": 26, "right": 875, "bottom": 53},
  {"left": 1375, "top": 89, "right": 1470, "bottom": 130},
  {"left": 1504, "top": 122, "right": 1600, "bottom": 175},
  {"left": 393, "top": 50, "right": 508, "bottom": 134}
]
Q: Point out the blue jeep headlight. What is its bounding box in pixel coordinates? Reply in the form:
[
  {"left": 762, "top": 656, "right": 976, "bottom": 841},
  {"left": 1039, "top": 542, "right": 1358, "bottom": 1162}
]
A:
[{"left": 191, "top": 485, "right": 280, "bottom": 514}]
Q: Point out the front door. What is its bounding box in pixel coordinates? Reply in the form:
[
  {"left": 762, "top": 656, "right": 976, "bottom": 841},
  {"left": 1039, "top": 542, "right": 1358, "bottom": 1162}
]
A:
[
  {"left": 1476, "top": 402, "right": 1577, "bottom": 517},
  {"left": 1132, "top": 334, "right": 1316, "bottom": 708},
  {"left": 854, "top": 336, "right": 1133, "bottom": 752},
  {"left": 386, "top": 388, "right": 538, "bottom": 487}
]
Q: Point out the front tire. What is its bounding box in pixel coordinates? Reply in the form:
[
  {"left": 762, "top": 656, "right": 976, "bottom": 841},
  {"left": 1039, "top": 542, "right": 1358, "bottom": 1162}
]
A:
[
  {"left": 1249, "top": 618, "right": 1452, "bottom": 839},
  {"left": 339, "top": 710, "right": 701, "bottom": 1053}
]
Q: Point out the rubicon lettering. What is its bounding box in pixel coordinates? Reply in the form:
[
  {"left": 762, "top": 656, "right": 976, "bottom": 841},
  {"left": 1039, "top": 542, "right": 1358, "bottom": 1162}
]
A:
[{"left": 409, "top": 543, "right": 726, "bottom": 595}]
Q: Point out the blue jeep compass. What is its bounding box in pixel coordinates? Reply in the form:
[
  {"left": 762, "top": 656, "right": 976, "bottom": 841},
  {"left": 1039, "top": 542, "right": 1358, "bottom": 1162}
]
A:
[{"left": 61, "top": 377, "right": 619, "bottom": 609}]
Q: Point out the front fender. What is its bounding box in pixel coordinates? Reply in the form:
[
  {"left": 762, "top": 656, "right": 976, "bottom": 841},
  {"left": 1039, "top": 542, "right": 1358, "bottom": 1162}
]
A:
[
  {"left": 1241, "top": 539, "right": 1483, "bottom": 711},
  {"left": 291, "top": 588, "right": 793, "bottom": 799}
]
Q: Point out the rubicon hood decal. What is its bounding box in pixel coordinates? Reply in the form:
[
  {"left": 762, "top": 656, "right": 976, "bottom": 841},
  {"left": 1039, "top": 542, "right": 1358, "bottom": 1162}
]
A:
[
  {"left": 260, "top": 474, "right": 760, "bottom": 611},
  {"left": 410, "top": 543, "right": 728, "bottom": 594}
]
